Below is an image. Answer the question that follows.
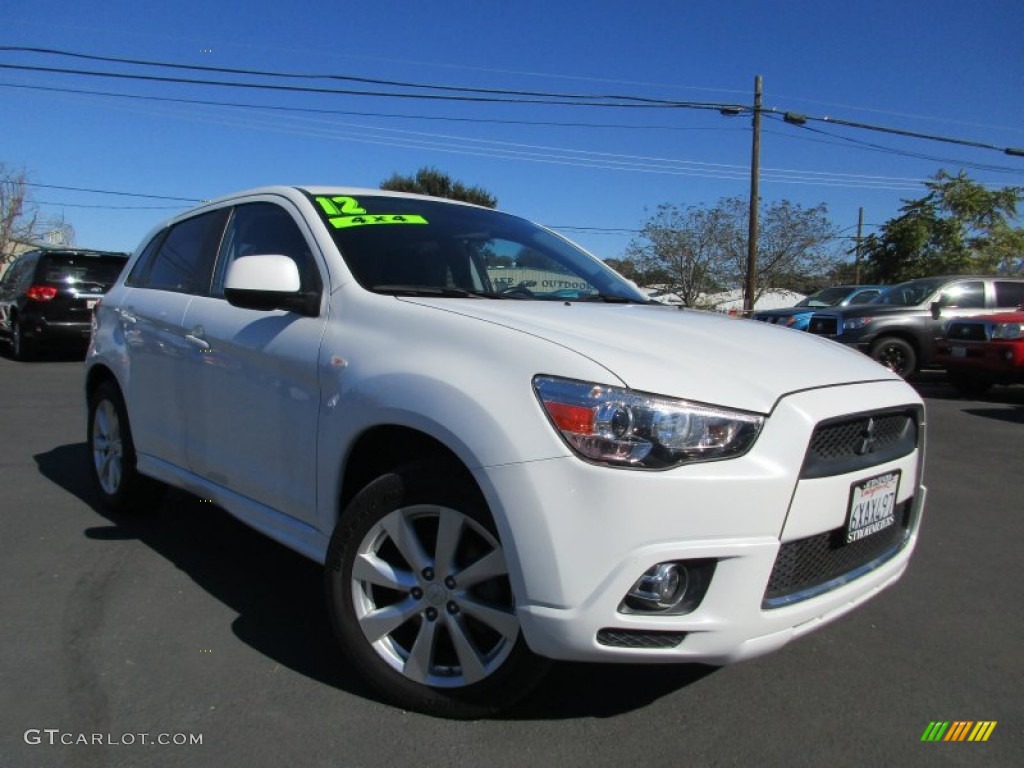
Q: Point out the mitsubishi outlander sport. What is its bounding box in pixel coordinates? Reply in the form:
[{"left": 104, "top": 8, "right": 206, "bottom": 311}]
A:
[{"left": 85, "top": 187, "right": 927, "bottom": 717}]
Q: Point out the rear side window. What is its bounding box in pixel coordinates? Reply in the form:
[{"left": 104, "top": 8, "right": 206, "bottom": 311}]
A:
[
  {"left": 133, "top": 209, "right": 229, "bottom": 294},
  {"left": 994, "top": 281, "right": 1024, "bottom": 308},
  {"left": 938, "top": 281, "right": 985, "bottom": 309},
  {"left": 3, "top": 256, "right": 36, "bottom": 290}
]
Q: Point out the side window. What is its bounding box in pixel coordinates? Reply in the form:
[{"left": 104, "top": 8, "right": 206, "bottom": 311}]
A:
[
  {"left": 125, "top": 231, "right": 167, "bottom": 287},
  {"left": 212, "top": 202, "right": 321, "bottom": 296},
  {"left": 938, "top": 281, "right": 985, "bottom": 309},
  {"left": 994, "top": 281, "right": 1024, "bottom": 309},
  {"left": 13, "top": 256, "right": 38, "bottom": 290},
  {"left": 1, "top": 257, "right": 27, "bottom": 289},
  {"left": 137, "top": 209, "right": 229, "bottom": 294}
]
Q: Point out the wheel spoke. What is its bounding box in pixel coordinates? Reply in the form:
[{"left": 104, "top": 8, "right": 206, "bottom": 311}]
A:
[
  {"left": 433, "top": 508, "right": 463, "bottom": 577},
  {"left": 403, "top": 616, "right": 440, "bottom": 683},
  {"left": 458, "top": 597, "right": 519, "bottom": 641},
  {"left": 456, "top": 548, "right": 507, "bottom": 588},
  {"left": 358, "top": 596, "right": 420, "bottom": 642},
  {"left": 445, "top": 614, "right": 488, "bottom": 684},
  {"left": 352, "top": 552, "right": 415, "bottom": 591},
  {"left": 381, "top": 511, "right": 431, "bottom": 573}
]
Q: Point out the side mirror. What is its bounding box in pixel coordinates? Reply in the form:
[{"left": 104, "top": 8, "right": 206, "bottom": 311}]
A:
[
  {"left": 224, "top": 254, "right": 319, "bottom": 316},
  {"left": 929, "top": 301, "right": 942, "bottom": 320}
]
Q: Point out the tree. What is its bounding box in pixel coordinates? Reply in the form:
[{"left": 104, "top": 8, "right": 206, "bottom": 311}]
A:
[
  {"left": 624, "top": 203, "right": 731, "bottom": 306},
  {"left": 726, "top": 197, "right": 840, "bottom": 303},
  {"left": 379, "top": 167, "right": 498, "bottom": 208},
  {"left": 1, "top": 163, "right": 74, "bottom": 267},
  {"left": 863, "top": 170, "right": 1024, "bottom": 282},
  {"left": 624, "top": 197, "right": 839, "bottom": 306}
]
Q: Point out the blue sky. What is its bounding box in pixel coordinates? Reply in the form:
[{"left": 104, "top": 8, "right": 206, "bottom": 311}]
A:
[{"left": 3, "top": 0, "right": 1023, "bottom": 265}]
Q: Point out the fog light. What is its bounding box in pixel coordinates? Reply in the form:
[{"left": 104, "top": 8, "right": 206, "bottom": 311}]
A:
[
  {"left": 626, "top": 563, "right": 688, "bottom": 611},
  {"left": 619, "top": 559, "right": 717, "bottom": 615}
]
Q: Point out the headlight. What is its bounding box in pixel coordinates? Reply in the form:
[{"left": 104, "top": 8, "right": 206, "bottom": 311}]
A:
[
  {"left": 991, "top": 322, "right": 1021, "bottom": 340},
  {"left": 533, "top": 376, "right": 764, "bottom": 469},
  {"left": 844, "top": 317, "right": 873, "bottom": 331}
]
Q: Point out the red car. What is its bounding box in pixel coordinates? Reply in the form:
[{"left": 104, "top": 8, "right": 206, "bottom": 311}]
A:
[{"left": 936, "top": 307, "right": 1024, "bottom": 395}]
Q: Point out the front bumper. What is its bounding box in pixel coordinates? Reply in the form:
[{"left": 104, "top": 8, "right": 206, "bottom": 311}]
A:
[
  {"left": 476, "top": 380, "right": 925, "bottom": 663},
  {"left": 936, "top": 340, "right": 1024, "bottom": 380}
]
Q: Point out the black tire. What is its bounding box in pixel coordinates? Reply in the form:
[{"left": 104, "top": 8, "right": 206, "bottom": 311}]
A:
[
  {"left": 946, "top": 370, "right": 993, "bottom": 398},
  {"left": 325, "top": 460, "right": 549, "bottom": 718},
  {"left": 11, "top": 319, "right": 33, "bottom": 361},
  {"left": 87, "top": 380, "right": 162, "bottom": 513},
  {"left": 870, "top": 336, "right": 917, "bottom": 378}
]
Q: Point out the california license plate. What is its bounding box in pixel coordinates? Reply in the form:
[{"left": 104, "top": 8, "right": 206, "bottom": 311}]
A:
[{"left": 845, "top": 471, "right": 901, "bottom": 544}]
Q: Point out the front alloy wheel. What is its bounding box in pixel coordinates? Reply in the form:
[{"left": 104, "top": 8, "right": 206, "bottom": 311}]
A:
[
  {"left": 352, "top": 505, "right": 517, "bottom": 687},
  {"left": 326, "top": 461, "right": 548, "bottom": 718}
]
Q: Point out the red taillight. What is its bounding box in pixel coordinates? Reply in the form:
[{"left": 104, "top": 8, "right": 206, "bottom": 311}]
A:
[{"left": 26, "top": 285, "right": 58, "bottom": 302}]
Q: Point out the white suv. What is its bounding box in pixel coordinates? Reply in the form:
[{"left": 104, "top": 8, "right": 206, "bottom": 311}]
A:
[{"left": 86, "top": 187, "right": 927, "bottom": 717}]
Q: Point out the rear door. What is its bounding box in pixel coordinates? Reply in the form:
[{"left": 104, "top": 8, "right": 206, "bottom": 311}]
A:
[{"left": 121, "top": 209, "right": 229, "bottom": 468}]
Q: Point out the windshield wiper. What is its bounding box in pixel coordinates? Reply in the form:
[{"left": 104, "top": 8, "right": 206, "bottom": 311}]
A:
[{"left": 573, "top": 294, "right": 657, "bottom": 305}]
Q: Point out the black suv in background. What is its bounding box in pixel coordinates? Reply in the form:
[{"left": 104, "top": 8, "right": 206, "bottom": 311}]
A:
[
  {"left": 806, "top": 275, "right": 1024, "bottom": 377},
  {"left": 0, "top": 248, "right": 129, "bottom": 360}
]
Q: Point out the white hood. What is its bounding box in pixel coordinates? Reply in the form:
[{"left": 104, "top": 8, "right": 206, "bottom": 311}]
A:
[{"left": 401, "top": 299, "right": 899, "bottom": 413}]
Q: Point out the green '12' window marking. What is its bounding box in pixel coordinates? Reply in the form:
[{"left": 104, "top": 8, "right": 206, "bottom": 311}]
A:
[{"left": 315, "top": 196, "right": 428, "bottom": 229}]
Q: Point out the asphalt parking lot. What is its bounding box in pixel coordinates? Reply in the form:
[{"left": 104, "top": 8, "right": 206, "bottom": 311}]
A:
[{"left": 0, "top": 353, "right": 1021, "bottom": 768}]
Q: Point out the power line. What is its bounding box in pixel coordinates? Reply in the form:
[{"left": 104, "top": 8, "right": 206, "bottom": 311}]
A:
[
  {"left": 766, "top": 108, "right": 1024, "bottom": 157},
  {"left": 0, "top": 45, "right": 701, "bottom": 105},
  {"left": 26, "top": 182, "right": 201, "bottom": 202},
  {"left": 762, "top": 115, "right": 1024, "bottom": 176},
  {"left": 0, "top": 82, "right": 737, "bottom": 133},
  {"left": 0, "top": 46, "right": 740, "bottom": 110}
]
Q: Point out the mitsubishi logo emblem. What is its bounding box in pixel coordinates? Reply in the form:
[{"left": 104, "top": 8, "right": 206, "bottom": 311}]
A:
[{"left": 856, "top": 418, "right": 878, "bottom": 455}]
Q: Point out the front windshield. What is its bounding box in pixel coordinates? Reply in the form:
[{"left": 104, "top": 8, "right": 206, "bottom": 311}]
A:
[
  {"left": 796, "top": 286, "right": 854, "bottom": 308},
  {"left": 870, "top": 277, "right": 947, "bottom": 307},
  {"left": 307, "top": 192, "right": 647, "bottom": 302}
]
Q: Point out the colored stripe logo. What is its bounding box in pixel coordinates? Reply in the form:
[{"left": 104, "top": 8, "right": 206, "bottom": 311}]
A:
[{"left": 921, "top": 721, "right": 997, "bottom": 742}]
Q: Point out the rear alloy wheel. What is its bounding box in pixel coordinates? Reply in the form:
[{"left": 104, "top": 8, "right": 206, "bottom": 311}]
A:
[
  {"left": 87, "top": 381, "right": 161, "bottom": 512},
  {"left": 870, "top": 337, "right": 917, "bottom": 378},
  {"left": 325, "top": 461, "right": 548, "bottom": 718}
]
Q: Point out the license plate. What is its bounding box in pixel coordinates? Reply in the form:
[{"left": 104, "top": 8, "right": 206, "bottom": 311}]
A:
[
  {"left": 845, "top": 471, "right": 901, "bottom": 544},
  {"left": 86, "top": 299, "right": 99, "bottom": 310},
  {"left": 950, "top": 345, "right": 966, "bottom": 358}
]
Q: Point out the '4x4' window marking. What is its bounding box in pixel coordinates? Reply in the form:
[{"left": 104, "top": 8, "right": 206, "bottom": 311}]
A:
[{"left": 316, "top": 196, "right": 428, "bottom": 229}]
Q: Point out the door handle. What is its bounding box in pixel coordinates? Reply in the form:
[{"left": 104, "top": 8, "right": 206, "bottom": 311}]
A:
[{"left": 185, "top": 326, "right": 211, "bottom": 351}]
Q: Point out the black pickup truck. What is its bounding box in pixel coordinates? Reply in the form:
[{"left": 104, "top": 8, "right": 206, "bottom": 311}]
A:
[{"left": 805, "top": 275, "right": 1024, "bottom": 377}]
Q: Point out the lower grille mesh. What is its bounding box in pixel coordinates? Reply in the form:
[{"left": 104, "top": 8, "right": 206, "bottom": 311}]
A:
[
  {"left": 596, "top": 629, "right": 686, "bottom": 649},
  {"left": 763, "top": 499, "right": 914, "bottom": 608}
]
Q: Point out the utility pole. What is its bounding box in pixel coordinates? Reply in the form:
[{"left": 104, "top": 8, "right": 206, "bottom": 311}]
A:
[
  {"left": 744, "top": 75, "right": 762, "bottom": 313},
  {"left": 854, "top": 207, "right": 864, "bottom": 284}
]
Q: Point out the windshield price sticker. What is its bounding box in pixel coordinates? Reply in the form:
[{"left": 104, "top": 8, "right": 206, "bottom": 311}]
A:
[
  {"left": 845, "top": 470, "right": 900, "bottom": 544},
  {"left": 329, "top": 214, "right": 428, "bottom": 229},
  {"left": 315, "top": 196, "right": 428, "bottom": 229}
]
